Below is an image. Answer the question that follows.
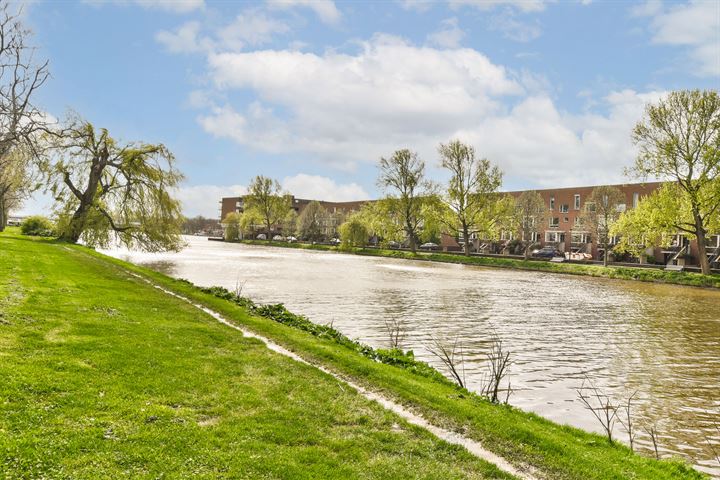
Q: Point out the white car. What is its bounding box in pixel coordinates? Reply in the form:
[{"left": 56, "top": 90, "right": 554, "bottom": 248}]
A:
[
  {"left": 420, "top": 242, "right": 439, "bottom": 250},
  {"left": 273, "top": 235, "right": 284, "bottom": 241},
  {"left": 256, "top": 233, "right": 267, "bottom": 240},
  {"left": 286, "top": 236, "right": 297, "bottom": 242}
]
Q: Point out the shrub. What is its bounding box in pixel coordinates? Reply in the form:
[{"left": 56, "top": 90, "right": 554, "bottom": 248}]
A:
[{"left": 20, "top": 215, "right": 55, "bottom": 237}]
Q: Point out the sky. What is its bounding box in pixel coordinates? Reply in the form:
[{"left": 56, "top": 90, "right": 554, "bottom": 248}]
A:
[{"left": 16, "top": 0, "right": 720, "bottom": 218}]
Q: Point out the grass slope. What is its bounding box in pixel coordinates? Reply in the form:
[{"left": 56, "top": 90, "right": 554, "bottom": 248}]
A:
[
  {"left": 0, "top": 230, "right": 707, "bottom": 479},
  {"left": 235, "top": 239, "right": 720, "bottom": 289},
  {"left": 0, "top": 232, "right": 511, "bottom": 479}
]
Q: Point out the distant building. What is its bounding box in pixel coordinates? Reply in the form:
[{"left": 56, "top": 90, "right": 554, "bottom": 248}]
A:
[{"left": 221, "top": 181, "right": 720, "bottom": 268}]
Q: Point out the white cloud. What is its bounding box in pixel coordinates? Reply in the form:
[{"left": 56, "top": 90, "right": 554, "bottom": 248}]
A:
[
  {"left": 266, "top": 0, "right": 341, "bottom": 25},
  {"left": 489, "top": 10, "right": 542, "bottom": 42},
  {"left": 175, "top": 184, "right": 247, "bottom": 218},
  {"left": 83, "top": 0, "right": 204, "bottom": 14},
  {"left": 282, "top": 174, "right": 369, "bottom": 201},
  {"left": 449, "top": 0, "right": 548, "bottom": 13},
  {"left": 635, "top": 0, "right": 720, "bottom": 77},
  {"left": 454, "top": 89, "right": 666, "bottom": 188},
  {"left": 217, "top": 11, "right": 290, "bottom": 50},
  {"left": 200, "top": 35, "right": 522, "bottom": 169},
  {"left": 427, "top": 17, "right": 465, "bottom": 48},
  {"left": 156, "top": 21, "right": 210, "bottom": 53},
  {"left": 399, "top": 0, "right": 435, "bottom": 12}
]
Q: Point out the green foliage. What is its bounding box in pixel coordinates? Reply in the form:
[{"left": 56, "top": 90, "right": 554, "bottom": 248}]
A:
[
  {"left": 510, "top": 191, "right": 546, "bottom": 258},
  {"left": 244, "top": 176, "right": 291, "bottom": 238},
  {"left": 630, "top": 89, "right": 720, "bottom": 274},
  {"left": 296, "top": 200, "right": 327, "bottom": 241},
  {"left": 42, "top": 117, "right": 184, "bottom": 252},
  {"left": 222, "top": 212, "right": 242, "bottom": 241},
  {"left": 339, "top": 214, "right": 369, "bottom": 249},
  {"left": 19, "top": 215, "right": 54, "bottom": 236}
]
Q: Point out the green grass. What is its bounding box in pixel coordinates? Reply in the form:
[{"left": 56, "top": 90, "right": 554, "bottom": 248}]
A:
[
  {"left": 0, "top": 231, "right": 512, "bottom": 480},
  {"left": 235, "top": 239, "right": 720, "bottom": 289},
  {"left": 0, "top": 229, "right": 708, "bottom": 479}
]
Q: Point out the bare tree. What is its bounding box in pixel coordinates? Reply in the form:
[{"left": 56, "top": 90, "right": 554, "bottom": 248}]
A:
[
  {"left": 644, "top": 422, "right": 661, "bottom": 460},
  {"left": 438, "top": 140, "right": 503, "bottom": 256},
  {"left": 576, "top": 378, "right": 619, "bottom": 443},
  {"left": 512, "top": 190, "right": 546, "bottom": 260},
  {"left": 582, "top": 186, "right": 625, "bottom": 266},
  {"left": 0, "top": 5, "right": 50, "bottom": 230},
  {"left": 383, "top": 317, "right": 406, "bottom": 349},
  {"left": 480, "top": 336, "right": 512, "bottom": 404},
  {"left": 617, "top": 391, "right": 639, "bottom": 451},
  {"left": 377, "top": 149, "right": 431, "bottom": 253},
  {"left": 426, "top": 335, "right": 465, "bottom": 389}
]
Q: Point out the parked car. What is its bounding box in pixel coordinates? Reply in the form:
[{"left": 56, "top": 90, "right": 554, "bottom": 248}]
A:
[
  {"left": 387, "top": 241, "right": 400, "bottom": 248},
  {"left": 420, "top": 242, "right": 439, "bottom": 250},
  {"left": 256, "top": 233, "right": 267, "bottom": 240},
  {"left": 330, "top": 238, "right": 341, "bottom": 245},
  {"left": 286, "top": 236, "right": 297, "bottom": 243},
  {"left": 531, "top": 246, "right": 562, "bottom": 258},
  {"left": 273, "top": 235, "right": 284, "bottom": 241}
]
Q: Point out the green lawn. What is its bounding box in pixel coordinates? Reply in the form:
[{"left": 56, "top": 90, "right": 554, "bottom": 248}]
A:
[
  {"left": 0, "top": 232, "right": 511, "bottom": 479},
  {"left": 0, "top": 230, "right": 708, "bottom": 479},
  {"left": 235, "top": 239, "right": 720, "bottom": 289}
]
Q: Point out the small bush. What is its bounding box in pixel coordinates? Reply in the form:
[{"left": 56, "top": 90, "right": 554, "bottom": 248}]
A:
[{"left": 20, "top": 215, "right": 55, "bottom": 237}]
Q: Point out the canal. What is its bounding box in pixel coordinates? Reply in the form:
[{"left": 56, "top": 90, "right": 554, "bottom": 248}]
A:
[{"left": 104, "top": 236, "right": 720, "bottom": 476}]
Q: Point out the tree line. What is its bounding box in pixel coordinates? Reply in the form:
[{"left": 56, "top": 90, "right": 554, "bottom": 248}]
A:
[{"left": 225, "top": 90, "right": 719, "bottom": 275}]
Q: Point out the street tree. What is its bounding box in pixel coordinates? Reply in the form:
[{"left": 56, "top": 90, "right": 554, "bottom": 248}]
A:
[
  {"left": 511, "top": 190, "right": 546, "bottom": 259},
  {"left": 339, "top": 214, "right": 368, "bottom": 249},
  {"left": 630, "top": 89, "right": 720, "bottom": 274},
  {"left": 377, "top": 149, "right": 431, "bottom": 252},
  {"left": 438, "top": 139, "right": 503, "bottom": 256},
  {"left": 42, "top": 118, "right": 184, "bottom": 251},
  {"left": 0, "top": 6, "right": 50, "bottom": 229},
  {"left": 297, "top": 200, "right": 328, "bottom": 241},
  {"left": 244, "top": 175, "right": 291, "bottom": 241},
  {"left": 582, "top": 186, "right": 625, "bottom": 266}
]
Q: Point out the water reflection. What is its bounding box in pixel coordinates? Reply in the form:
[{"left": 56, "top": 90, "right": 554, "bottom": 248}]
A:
[{"left": 106, "top": 237, "right": 720, "bottom": 476}]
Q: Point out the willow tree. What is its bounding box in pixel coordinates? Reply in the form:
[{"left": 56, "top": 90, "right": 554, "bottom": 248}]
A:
[
  {"left": 512, "top": 190, "right": 546, "bottom": 259},
  {"left": 297, "top": 200, "right": 328, "bottom": 241},
  {"left": 439, "top": 140, "right": 502, "bottom": 256},
  {"left": 0, "top": 146, "right": 35, "bottom": 228},
  {"left": 377, "top": 149, "right": 431, "bottom": 252},
  {"left": 43, "top": 118, "right": 184, "bottom": 251},
  {"left": 244, "top": 175, "right": 291, "bottom": 241},
  {"left": 582, "top": 186, "right": 625, "bottom": 266},
  {"left": 630, "top": 89, "right": 719, "bottom": 274}
]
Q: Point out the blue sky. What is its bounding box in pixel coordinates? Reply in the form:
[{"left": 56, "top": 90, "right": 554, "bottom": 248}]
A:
[{"left": 19, "top": 0, "right": 720, "bottom": 217}]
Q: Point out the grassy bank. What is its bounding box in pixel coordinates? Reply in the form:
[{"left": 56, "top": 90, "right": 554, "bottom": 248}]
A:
[
  {"left": 0, "top": 230, "right": 707, "bottom": 479},
  {"left": 234, "top": 239, "right": 720, "bottom": 289}
]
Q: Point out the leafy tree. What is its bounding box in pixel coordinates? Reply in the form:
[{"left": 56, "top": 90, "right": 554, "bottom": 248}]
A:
[
  {"left": 42, "top": 118, "right": 184, "bottom": 251},
  {"left": 581, "top": 186, "right": 625, "bottom": 266},
  {"left": 0, "top": 6, "right": 49, "bottom": 230},
  {"left": 377, "top": 149, "right": 432, "bottom": 252},
  {"left": 297, "top": 200, "right": 328, "bottom": 241},
  {"left": 339, "top": 214, "right": 368, "bottom": 249},
  {"left": 282, "top": 209, "right": 298, "bottom": 237},
  {"left": 629, "top": 89, "right": 720, "bottom": 274},
  {"left": 438, "top": 140, "right": 503, "bottom": 256},
  {"left": 0, "top": 147, "right": 35, "bottom": 230},
  {"left": 511, "top": 190, "right": 546, "bottom": 259},
  {"left": 223, "top": 212, "right": 242, "bottom": 241},
  {"left": 20, "top": 215, "right": 53, "bottom": 236},
  {"left": 244, "top": 175, "right": 291, "bottom": 241},
  {"left": 182, "top": 215, "right": 219, "bottom": 235},
  {"left": 356, "top": 198, "right": 404, "bottom": 246}
]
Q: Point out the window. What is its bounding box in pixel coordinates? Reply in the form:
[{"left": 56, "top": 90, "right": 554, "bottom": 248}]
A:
[
  {"left": 563, "top": 217, "right": 569, "bottom": 223},
  {"left": 571, "top": 233, "right": 591, "bottom": 244},
  {"left": 560, "top": 204, "right": 569, "bottom": 213},
  {"left": 574, "top": 216, "right": 583, "bottom": 227},
  {"left": 545, "top": 231, "right": 565, "bottom": 243},
  {"left": 616, "top": 203, "right": 627, "bottom": 213},
  {"left": 632, "top": 192, "right": 639, "bottom": 208},
  {"left": 549, "top": 217, "right": 560, "bottom": 228},
  {"left": 574, "top": 194, "right": 581, "bottom": 210},
  {"left": 531, "top": 231, "right": 539, "bottom": 243},
  {"left": 501, "top": 231, "right": 514, "bottom": 241},
  {"left": 549, "top": 196, "right": 555, "bottom": 210}
]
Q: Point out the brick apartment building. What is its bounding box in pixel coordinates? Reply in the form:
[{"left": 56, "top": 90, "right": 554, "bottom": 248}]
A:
[
  {"left": 221, "top": 181, "right": 720, "bottom": 268},
  {"left": 220, "top": 195, "right": 367, "bottom": 238}
]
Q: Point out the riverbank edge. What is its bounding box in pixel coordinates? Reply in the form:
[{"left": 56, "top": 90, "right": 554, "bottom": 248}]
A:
[
  {"left": 230, "top": 239, "right": 720, "bottom": 289},
  {"left": 70, "top": 241, "right": 707, "bottom": 478}
]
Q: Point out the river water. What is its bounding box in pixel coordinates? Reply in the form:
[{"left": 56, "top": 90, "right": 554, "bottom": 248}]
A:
[{"left": 102, "top": 236, "right": 720, "bottom": 476}]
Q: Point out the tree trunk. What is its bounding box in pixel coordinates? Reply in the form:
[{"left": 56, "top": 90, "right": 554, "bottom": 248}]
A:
[
  {"left": 462, "top": 224, "right": 470, "bottom": 257},
  {"left": 0, "top": 195, "right": 5, "bottom": 232},
  {"left": 694, "top": 214, "right": 711, "bottom": 275},
  {"left": 523, "top": 242, "right": 531, "bottom": 260},
  {"left": 603, "top": 242, "right": 608, "bottom": 267},
  {"left": 62, "top": 202, "right": 92, "bottom": 243}
]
